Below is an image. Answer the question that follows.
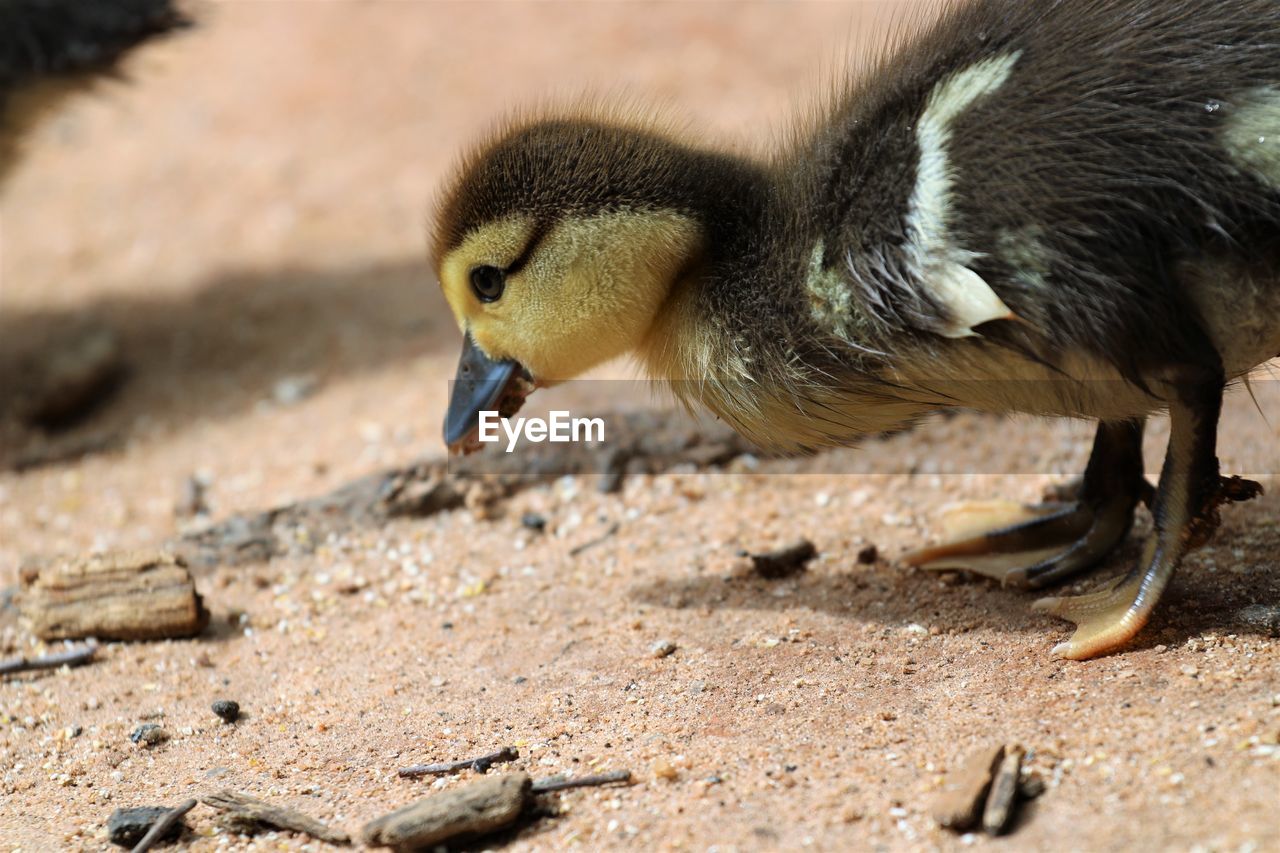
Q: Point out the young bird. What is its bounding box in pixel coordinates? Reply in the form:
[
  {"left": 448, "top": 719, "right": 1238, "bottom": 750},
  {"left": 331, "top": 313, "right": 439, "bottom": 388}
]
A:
[
  {"left": 432, "top": 0, "right": 1280, "bottom": 660},
  {"left": 0, "top": 0, "right": 188, "bottom": 183}
]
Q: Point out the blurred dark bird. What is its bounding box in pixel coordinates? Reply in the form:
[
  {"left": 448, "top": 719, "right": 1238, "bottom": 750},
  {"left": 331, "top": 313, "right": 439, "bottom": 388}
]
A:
[{"left": 0, "top": 0, "right": 188, "bottom": 181}]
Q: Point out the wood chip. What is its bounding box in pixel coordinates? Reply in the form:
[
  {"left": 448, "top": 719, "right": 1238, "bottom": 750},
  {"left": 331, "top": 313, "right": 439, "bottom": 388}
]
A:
[
  {"left": 981, "top": 743, "right": 1024, "bottom": 835},
  {"left": 932, "top": 743, "right": 1005, "bottom": 831},
  {"left": 18, "top": 551, "right": 209, "bottom": 641},
  {"left": 749, "top": 540, "right": 817, "bottom": 579},
  {"left": 363, "top": 772, "right": 530, "bottom": 849},
  {"left": 201, "top": 789, "right": 350, "bottom": 845}
]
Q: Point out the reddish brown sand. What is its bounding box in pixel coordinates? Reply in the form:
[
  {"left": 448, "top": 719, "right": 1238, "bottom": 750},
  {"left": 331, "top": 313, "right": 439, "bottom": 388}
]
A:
[{"left": 1, "top": 2, "right": 1277, "bottom": 850}]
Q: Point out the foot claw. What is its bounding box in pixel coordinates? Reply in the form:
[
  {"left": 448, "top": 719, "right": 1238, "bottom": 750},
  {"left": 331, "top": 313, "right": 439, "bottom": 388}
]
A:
[{"left": 1032, "top": 550, "right": 1157, "bottom": 659}]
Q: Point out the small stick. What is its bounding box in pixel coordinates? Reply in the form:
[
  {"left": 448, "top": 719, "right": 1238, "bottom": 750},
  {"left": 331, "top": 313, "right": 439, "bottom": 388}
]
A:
[
  {"left": 568, "top": 522, "right": 620, "bottom": 557},
  {"left": 130, "top": 798, "right": 197, "bottom": 853},
  {"left": 530, "top": 770, "right": 632, "bottom": 794},
  {"left": 398, "top": 746, "right": 519, "bottom": 778},
  {"left": 0, "top": 643, "right": 97, "bottom": 677}
]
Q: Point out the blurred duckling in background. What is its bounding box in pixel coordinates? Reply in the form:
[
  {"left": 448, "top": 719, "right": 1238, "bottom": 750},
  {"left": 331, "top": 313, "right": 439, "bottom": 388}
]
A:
[
  {"left": 0, "top": 0, "right": 188, "bottom": 183},
  {"left": 433, "top": 0, "right": 1280, "bottom": 660}
]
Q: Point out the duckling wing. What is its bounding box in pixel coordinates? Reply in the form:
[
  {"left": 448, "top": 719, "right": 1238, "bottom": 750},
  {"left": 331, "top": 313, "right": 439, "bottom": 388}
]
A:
[{"left": 805, "top": 0, "right": 1280, "bottom": 381}]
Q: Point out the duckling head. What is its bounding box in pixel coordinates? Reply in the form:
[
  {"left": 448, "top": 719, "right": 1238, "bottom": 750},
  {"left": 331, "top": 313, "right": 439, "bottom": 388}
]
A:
[{"left": 433, "top": 115, "right": 723, "bottom": 452}]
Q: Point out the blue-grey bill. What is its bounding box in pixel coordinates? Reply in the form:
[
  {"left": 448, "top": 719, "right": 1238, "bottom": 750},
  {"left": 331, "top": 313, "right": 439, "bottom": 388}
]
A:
[{"left": 444, "top": 334, "right": 522, "bottom": 451}]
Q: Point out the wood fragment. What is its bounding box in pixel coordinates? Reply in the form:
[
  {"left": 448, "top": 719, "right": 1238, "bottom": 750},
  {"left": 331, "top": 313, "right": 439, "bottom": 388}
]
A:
[
  {"left": 130, "top": 798, "right": 196, "bottom": 853},
  {"left": 18, "top": 551, "right": 208, "bottom": 641},
  {"left": 982, "top": 744, "right": 1025, "bottom": 835},
  {"left": 176, "top": 409, "right": 752, "bottom": 568},
  {"left": 749, "top": 540, "right": 817, "bottom": 579},
  {"left": 530, "top": 770, "right": 632, "bottom": 794},
  {"left": 397, "top": 746, "right": 519, "bottom": 778},
  {"left": 363, "top": 772, "right": 530, "bottom": 849},
  {"left": 932, "top": 743, "right": 1005, "bottom": 831},
  {"left": 201, "top": 789, "right": 350, "bottom": 845},
  {"left": 0, "top": 642, "right": 97, "bottom": 677}
]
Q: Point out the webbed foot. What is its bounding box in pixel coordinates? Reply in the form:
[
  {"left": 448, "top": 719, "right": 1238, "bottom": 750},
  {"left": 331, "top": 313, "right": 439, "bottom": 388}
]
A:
[
  {"left": 904, "top": 421, "right": 1149, "bottom": 590},
  {"left": 1036, "top": 472, "right": 1261, "bottom": 659}
]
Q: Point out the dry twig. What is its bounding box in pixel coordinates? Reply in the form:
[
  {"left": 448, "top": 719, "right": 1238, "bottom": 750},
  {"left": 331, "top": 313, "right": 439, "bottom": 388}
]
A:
[
  {"left": 568, "top": 523, "right": 620, "bottom": 557},
  {"left": 530, "top": 770, "right": 632, "bottom": 793},
  {"left": 0, "top": 643, "right": 97, "bottom": 677},
  {"left": 398, "top": 746, "right": 519, "bottom": 778}
]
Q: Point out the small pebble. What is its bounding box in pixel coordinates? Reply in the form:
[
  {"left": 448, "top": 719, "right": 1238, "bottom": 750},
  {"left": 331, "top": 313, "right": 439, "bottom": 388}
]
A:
[
  {"left": 1018, "top": 775, "right": 1047, "bottom": 800},
  {"left": 520, "top": 513, "right": 548, "bottom": 533},
  {"left": 129, "top": 724, "right": 169, "bottom": 747},
  {"left": 856, "top": 544, "right": 879, "bottom": 564},
  {"left": 211, "top": 699, "right": 241, "bottom": 724},
  {"left": 650, "top": 640, "right": 677, "bottom": 659},
  {"left": 653, "top": 759, "right": 679, "bottom": 781},
  {"left": 273, "top": 374, "right": 318, "bottom": 405}
]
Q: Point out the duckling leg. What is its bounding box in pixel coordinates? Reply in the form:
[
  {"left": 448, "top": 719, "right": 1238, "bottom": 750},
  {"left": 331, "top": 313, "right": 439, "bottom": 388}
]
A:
[
  {"left": 904, "top": 420, "right": 1148, "bottom": 588},
  {"left": 1034, "top": 379, "right": 1262, "bottom": 659}
]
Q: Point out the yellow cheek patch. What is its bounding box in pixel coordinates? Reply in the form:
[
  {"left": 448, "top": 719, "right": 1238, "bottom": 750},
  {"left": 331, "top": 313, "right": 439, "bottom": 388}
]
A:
[
  {"left": 437, "top": 216, "right": 535, "bottom": 331},
  {"left": 435, "top": 209, "right": 702, "bottom": 380},
  {"left": 500, "top": 210, "right": 703, "bottom": 380}
]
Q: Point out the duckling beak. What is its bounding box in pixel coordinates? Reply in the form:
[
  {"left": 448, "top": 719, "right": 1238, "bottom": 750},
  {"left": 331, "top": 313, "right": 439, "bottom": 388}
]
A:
[{"left": 444, "top": 334, "right": 532, "bottom": 454}]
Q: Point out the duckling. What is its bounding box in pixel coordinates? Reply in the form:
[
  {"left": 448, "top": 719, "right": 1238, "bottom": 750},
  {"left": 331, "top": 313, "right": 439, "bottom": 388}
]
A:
[
  {"left": 0, "top": 0, "right": 188, "bottom": 183},
  {"left": 432, "top": 0, "right": 1280, "bottom": 660}
]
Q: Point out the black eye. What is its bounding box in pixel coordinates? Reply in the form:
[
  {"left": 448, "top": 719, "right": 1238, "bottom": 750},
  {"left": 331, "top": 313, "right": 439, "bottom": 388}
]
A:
[{"left": 470, "top": 265, "right": 505, "bottom": 303}]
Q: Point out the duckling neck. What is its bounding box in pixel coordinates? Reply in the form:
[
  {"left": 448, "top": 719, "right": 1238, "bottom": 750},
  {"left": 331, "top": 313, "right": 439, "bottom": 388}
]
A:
[{"left": 638, "top": 150, "right": 830, "bottom": 437}]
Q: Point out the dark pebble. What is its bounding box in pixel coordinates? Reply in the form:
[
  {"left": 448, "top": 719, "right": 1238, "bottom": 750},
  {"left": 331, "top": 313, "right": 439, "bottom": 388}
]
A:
[
  {"left": 129, "top": 723, "right": 168, "bottom": 746},
  {"left": 520, "top": 513, "right": 547, "bottom": 533},
  {"left": 856, "top": 544, "right": 879, "bottom": 564},
  {"left": 1018, "top": 775, "right": 1047, "bottom": 800},
  {"left": 106, "top": 806, "right": 183, "bottom": 847},
  {"left": 211, "top": 699, "right": 240, "bottom": 724}
]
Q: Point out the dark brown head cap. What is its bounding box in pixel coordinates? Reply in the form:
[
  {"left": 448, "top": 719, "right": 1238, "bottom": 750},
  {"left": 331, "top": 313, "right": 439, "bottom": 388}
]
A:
[{"left": 431, "top": 110, "right": 720, "bottom": 266}]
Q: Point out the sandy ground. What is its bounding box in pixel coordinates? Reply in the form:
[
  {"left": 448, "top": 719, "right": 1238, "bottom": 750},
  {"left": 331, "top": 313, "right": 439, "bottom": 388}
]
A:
[{"left": 1, "top": 2, "right": 1278, "bottom": 850}]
